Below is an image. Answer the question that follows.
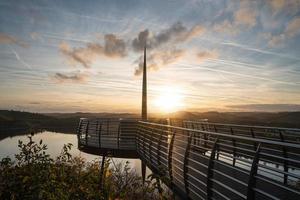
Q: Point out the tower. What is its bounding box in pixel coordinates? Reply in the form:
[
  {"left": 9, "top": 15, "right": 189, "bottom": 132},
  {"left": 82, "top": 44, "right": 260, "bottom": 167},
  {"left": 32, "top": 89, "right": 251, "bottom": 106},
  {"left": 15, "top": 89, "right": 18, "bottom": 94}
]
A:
[{"left": 141, "top": 45, "right": 147, "bottom": 120}]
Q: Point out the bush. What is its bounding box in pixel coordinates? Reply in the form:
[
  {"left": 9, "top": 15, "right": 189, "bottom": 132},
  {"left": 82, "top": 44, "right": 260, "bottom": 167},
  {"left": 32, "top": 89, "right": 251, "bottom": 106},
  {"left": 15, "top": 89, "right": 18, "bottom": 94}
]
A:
[{"left": 0, "top": 136, "right": 171, "bottom": 200}]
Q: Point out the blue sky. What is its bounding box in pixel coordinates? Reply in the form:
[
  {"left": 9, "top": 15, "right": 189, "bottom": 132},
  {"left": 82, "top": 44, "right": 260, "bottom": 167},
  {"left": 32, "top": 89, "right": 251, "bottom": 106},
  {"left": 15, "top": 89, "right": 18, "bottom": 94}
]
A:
[{"left": 0, "top": 0, "right": 299, "bottom": 113}]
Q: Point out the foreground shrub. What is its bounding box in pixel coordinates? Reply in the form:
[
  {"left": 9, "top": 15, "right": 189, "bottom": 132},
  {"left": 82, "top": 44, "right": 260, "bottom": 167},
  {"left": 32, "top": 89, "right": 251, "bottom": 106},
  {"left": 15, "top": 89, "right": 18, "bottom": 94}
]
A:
[{"left": 0, "top": 136, "right": 170, "bottom": 200}]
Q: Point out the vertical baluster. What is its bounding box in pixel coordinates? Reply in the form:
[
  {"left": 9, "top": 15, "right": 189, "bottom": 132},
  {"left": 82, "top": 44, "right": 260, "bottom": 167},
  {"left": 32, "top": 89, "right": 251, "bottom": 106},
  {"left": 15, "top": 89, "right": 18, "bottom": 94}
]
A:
[
  {"left": 157, "top": 126, "right": 163, "bottom": 166},
  {"left": 168, "top": 128, "right": 176, "bottom": 185},
  {"left": 77, "top": 119, "right": 82, "bottom": 145},
  {"left": 85, "top": 120, "right": 89, "bottom": 145},
  {"left": 149, "top": 126, "right": 153, "bottom": 164},
  {"left": 247, "top": 143, "right": 261, "bottom": 200},
  {"left": 206, "top": 138, "right": 219, "bottom": 200},
  {"left": 250, "top": 128, "right": 257, "bottom": 151},
  {"left": 117, "top": 121, "right": 121, "bottom": 149},
  {"left": 279, "top": 130, "right": 288, "bottom": 184},
  {"left": 183, "top": 130, "right": 193, "bottom": 197},
  {"left": 99, "top": 121, "right": 102, "bottom": 148},
  {"left": 231, "top": 128, "right": 236, "bottom": 166}
]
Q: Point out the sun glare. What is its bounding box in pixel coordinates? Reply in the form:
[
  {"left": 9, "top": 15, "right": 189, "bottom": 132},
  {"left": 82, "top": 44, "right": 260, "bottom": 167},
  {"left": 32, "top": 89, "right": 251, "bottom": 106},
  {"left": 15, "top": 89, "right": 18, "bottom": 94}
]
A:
[{"left": 154, "top": 86, "right": 185, "bottom": 113}]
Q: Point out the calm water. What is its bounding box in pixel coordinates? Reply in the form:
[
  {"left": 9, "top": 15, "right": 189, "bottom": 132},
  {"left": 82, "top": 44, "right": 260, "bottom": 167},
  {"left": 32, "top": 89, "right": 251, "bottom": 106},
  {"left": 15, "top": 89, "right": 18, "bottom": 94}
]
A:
[{"left": 0, "top": 131, "right": 145, "bottom": 174}]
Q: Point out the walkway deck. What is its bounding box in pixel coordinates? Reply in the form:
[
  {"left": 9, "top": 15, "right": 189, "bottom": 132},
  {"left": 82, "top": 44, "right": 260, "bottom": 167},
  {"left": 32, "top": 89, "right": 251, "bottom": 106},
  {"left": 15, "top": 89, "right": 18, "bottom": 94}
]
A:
[{"left": 77, "top": 118, "right": 300, "bottom": 200}]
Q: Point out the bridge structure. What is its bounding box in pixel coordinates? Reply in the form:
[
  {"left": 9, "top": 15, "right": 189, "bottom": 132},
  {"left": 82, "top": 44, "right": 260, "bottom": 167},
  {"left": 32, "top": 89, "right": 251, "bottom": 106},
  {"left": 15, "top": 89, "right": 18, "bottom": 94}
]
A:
[
  {"left": 77, "top": 118, "right": 300, "bottom": 200},
  {"left": 76, "top": 46, "right": 300, "bottom": 199}
]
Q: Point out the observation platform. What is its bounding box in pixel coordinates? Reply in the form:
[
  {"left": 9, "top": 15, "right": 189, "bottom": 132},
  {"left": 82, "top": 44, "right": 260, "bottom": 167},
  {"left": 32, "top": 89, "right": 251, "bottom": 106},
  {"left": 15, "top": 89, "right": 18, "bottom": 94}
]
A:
[{"left": 77, "top": 118, "right": 300, "bottom": 200}]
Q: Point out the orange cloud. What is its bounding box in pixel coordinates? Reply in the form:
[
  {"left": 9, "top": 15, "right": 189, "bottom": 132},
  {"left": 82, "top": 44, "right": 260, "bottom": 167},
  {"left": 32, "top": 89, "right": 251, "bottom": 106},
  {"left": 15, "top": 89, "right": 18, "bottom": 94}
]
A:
[
  {"left": 268, "top": 16, "right": 300, "bottom": 47},
  {"left": 197, "top": 50, "right": 219, "bottom": 62},
  {"left": 0, "top": 33, "right": 28, "bottom": 47},
  {"left": 234, "top": 2, "right": 257, "bottom": 28}
]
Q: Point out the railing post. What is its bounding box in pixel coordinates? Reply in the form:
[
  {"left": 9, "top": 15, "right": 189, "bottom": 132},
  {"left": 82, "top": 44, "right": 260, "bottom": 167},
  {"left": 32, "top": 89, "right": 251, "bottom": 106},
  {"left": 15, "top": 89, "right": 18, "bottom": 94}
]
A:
[
  {"left": 279, "top": 130, "right": 288, "bottom": 184},
  {"left": 149, "top": 126, "right": 154, "bottom": 164},
  {"left": 206, "top": 138, "right": 219, "bottom": 200},
  {"left": 184, "top": 130, "right": 193, "bottom": 197},
  {"left": 157, "top": 127, "right": 163, "bottom": 166},
  {"left": 247, "top": 143, "right": 261, "bottom": 200},
  {"left": 168, "top": 128, "right": 176, "bottom": 185},
  {"left": 231, "top": 127, "right": 236, "bottom": 166},
  {"left": 95, "top": 120, "right": 99, "bottom": 147},
  {"left": 85, "top": 120, "right": 89, "bottom": 145},
  {"left": 107, "top": 119, "right": 109, "bottom": 135},
  {"left": 213, "top": 125, "right": 219, "bottom": 160},
  {"left": 77, "top": 119, "right": 82, "bottom": 145},
  {"left": 250, "top": 128, "right": 257, "bottom": 151},
  {"left": 98, "top": 121, "right": 102, "bottom": 148},
  {"left": 117, "top": 121, "right": 121, "bottom": 149}
]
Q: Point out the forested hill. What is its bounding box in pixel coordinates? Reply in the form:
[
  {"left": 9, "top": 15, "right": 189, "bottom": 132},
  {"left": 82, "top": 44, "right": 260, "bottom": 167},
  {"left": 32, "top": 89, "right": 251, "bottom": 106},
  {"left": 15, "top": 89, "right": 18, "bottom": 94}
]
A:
[
  {"left": 0, "top": 110, "right": 79, "bottom": 136},
  {"left": 166, "top": 111, "right": 300, "bottom": 128},
  {"left": 1, "top": 110, "right": 299, "bottom": 140}
]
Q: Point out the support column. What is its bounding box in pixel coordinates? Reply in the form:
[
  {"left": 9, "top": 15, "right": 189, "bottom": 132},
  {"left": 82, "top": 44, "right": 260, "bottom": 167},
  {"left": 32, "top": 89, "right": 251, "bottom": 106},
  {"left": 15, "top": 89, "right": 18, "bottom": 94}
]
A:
[
  {"left": 141, "top": 45, "right": 147, "bottom": 121},
  {"left": 99, "top": 154, "right": 106, "bottom": 190}
]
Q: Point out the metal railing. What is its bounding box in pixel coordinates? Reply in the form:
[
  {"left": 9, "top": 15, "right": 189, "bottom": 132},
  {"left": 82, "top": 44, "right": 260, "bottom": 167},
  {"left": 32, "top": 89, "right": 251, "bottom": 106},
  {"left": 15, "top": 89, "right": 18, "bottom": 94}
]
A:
[
  {"left": 137, "top": 121, "right": 300, "bottom": 200},
  {"left": 77, "top": 118, "right": 137, "bottom": 150},
  {"left": 77, "top": 118, "right": 300, "bottom": 199}
]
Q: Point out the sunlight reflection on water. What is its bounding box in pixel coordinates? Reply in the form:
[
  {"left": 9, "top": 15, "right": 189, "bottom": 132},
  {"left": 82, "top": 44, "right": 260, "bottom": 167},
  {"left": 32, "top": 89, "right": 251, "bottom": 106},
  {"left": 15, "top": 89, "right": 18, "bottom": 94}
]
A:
[{"left": 0, "top": 131, "right": 147, "bottom": 175}]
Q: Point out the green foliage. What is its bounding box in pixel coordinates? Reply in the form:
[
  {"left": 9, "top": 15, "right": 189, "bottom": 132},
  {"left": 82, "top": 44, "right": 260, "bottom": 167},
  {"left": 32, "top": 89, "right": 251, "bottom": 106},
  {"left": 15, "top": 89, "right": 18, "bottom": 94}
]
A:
[{"left": 0, "top": 136, "right": 171, "bottom": 200}]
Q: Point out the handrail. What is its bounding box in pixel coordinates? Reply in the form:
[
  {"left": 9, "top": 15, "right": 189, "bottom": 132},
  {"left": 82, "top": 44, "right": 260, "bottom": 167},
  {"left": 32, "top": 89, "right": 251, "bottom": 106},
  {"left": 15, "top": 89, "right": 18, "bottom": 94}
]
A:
[
  {"left": 183, "top": 120, "right": 300, "bottom": 132},
  {"left": 139, "top": 121, "right": 300, "bottom": 148}
]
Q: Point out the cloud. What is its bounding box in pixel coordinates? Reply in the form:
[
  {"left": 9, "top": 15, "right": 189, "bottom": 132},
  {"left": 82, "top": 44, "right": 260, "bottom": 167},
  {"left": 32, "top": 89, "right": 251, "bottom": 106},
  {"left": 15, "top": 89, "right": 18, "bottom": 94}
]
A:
[
  {"left": 0, "top": 33, "right": 28, "bottom": 47},
  {"left": 213, "top": 1, "right": 257, "bottom": 35},
  {"left": 227, "top": 104, "right": 300, "bottom": 112},
  {"left": 53, "top": 71, "right": 89, "bottom": 83},
  {"left": 234, "top": 1, "right": 257, "bottom": 28},
  {"left": 30, "top": 32, "right": 40, "bottom": 40},
  {"left": 267, "top": 16, "right": 300, "bottom": 47},
  {"left": 60, "top": 34, "right": 126, "bottom": 68},
  {"left": 132, "top": 22, "right": 205, "bottom": 52},
  {"left": 268, "top": 0, "right": 300, "bottom": 15},
  {"left": 196, "top": 50, "right": 219, "bottom": 62},
  {"left": 268, "top": 34, "right": 285, "bottom": 47},
  {"left": 134, "top": 49, "right": 185, "bottom": 76},
  {"left": 285, "top": 17, "right": 300, "bottom": 38},
  {"left": 213, "top": 20, "right": 238, "bottom": 35}
]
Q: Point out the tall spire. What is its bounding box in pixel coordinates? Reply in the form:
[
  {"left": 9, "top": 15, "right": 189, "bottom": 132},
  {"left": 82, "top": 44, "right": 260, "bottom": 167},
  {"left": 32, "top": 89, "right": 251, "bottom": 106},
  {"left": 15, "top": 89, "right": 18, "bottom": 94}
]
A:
[{"left": 141, "top": 45, "right": 147, "bottom": 120}]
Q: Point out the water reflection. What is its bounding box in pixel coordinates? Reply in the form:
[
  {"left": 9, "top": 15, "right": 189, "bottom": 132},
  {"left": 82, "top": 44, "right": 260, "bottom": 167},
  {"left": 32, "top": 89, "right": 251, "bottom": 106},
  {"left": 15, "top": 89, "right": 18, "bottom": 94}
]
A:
[{"left": 0, "top": 131, "right": 145, "bottom": 175}]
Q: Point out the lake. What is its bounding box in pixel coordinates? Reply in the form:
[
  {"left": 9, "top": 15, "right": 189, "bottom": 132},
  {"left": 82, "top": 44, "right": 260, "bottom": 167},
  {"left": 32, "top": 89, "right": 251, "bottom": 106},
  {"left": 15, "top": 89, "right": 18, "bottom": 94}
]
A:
[{"left": 0, "top": 131, "right": 145, "bottom": 175}]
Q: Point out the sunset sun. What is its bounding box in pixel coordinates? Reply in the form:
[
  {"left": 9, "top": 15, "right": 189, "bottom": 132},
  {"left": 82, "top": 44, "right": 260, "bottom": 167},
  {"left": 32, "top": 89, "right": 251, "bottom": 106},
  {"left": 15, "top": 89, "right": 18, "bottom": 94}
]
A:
[{"left": 154, "top": 86, "right": 185, "bottom": 113}]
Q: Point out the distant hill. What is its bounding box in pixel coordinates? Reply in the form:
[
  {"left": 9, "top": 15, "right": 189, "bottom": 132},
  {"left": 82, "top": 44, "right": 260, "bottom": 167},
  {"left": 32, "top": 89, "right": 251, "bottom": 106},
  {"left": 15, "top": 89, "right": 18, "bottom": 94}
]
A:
[
  {"left": 163, "top": 111, "right": 300, "bottom": 128},
  {"left": 0, "top": 110, "right": 79, "bottom": 139},
  {"left": 1, "top": 110, "right": 299, "bottom": 140},
  {"left": 44, "top": 112, "right": 140, "bottom": 119}
]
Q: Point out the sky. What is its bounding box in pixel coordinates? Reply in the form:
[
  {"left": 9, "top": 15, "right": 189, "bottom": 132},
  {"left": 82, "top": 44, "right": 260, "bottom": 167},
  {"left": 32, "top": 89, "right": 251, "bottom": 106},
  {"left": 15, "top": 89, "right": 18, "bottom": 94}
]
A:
[{"left": 0, "top": 0, "right": 300, "bottom": 113}]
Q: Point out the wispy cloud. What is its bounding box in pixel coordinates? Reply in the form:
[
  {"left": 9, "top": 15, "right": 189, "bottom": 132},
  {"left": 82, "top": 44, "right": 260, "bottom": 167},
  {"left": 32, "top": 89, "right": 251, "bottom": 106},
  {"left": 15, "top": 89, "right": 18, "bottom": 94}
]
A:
[
  {"left": 234, "top": 1, "right": 257, "bottom": 28},
  {"left": 60, "top": 34, "right": 127, "bottom": 68},
  {"left": 268, "top": 0, "right": 300, "bottom": 15},
  {"left": 10, "top": 46, "right": 32, "bottom": 70},
  {"left": 53, "top": 71, "right": 89, "bottom": 83},
  {"left": 132, "top": 22, "right": 205, "bottom": 52},
  {"left": 0, "top": 33, "right": 28, "bottom": 47},
  {"left": 196, "top": 50, "right": 219, "bottom": 62},
  {"left": 134, "top": 49, "right": 185, "bottom": 76},
  {"left": 213, "top": 1, "right": 258, "bottom": 35},
  {"left": 267, "top": 16, "right": 300, "bottom": 47}
]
